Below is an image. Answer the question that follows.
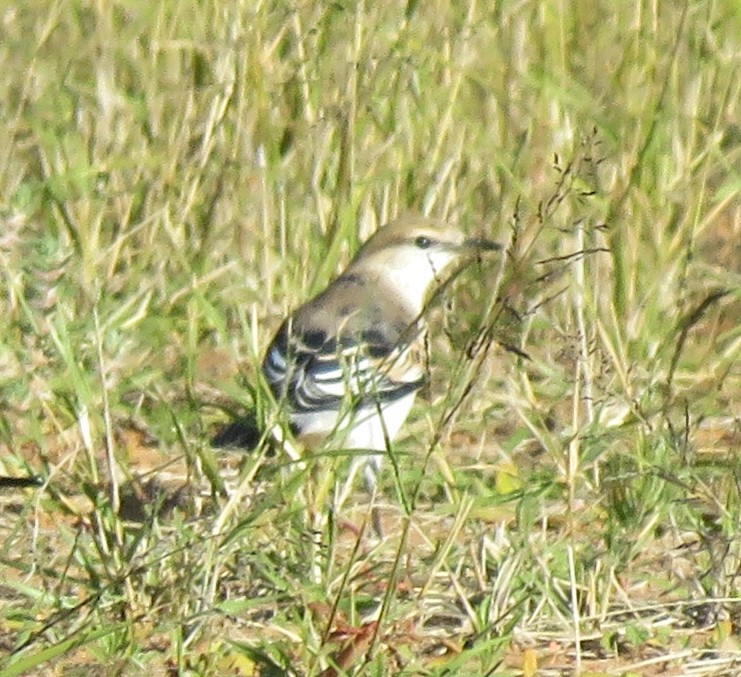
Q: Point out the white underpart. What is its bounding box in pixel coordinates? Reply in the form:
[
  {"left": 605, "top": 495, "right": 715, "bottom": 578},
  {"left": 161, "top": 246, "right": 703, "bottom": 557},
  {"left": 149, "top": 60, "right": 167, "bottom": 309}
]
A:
[
  {"left": 289, "top": 391, "right": 417, "bottom": 453},
  {"left": 349, "top": 392, "right": 417, "bottom": 490},
  {"left": 345, "top": 391, "right": 417, "bottom": 450},
  {"left": 359, "top": 245, "right": 460, "bottom": 314},
  {"left": 290, "top": 389, "right": 417, "bottom": 501},
  {"left": 334, "top": 391, "right": 418, "bottom": 507}
]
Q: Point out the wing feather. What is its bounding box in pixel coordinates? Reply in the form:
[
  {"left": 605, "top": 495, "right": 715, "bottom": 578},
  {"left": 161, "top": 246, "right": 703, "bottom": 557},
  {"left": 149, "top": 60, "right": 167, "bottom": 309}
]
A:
[{"left": 263, "top": 320, "right": 426, "bottom": 416}]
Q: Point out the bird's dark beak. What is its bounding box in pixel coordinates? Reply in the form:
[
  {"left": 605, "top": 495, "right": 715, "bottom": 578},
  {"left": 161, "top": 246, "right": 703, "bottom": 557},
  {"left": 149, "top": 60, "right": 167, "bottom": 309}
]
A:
[{"left": 464, "top": 237, "right": 501, "bottom": 252}]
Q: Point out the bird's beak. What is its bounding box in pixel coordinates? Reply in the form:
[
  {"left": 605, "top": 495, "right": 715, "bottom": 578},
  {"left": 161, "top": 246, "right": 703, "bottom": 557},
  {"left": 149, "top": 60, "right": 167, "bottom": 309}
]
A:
[{"left": 463, "top": 237, "right": 501, "bottom": 253}]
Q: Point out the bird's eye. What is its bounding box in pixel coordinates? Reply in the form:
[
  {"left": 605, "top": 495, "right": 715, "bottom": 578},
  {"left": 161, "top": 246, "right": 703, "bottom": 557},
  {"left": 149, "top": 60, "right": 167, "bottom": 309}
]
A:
[{"left": 414, "top": 235, "right": 433, "bottom": 249}]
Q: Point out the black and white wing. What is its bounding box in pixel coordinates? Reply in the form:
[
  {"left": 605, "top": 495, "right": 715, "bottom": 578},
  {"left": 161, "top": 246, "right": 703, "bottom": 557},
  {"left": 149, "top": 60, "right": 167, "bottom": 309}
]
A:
[{"left": 262, "top": 320, "right": 426, "bottom": 417}]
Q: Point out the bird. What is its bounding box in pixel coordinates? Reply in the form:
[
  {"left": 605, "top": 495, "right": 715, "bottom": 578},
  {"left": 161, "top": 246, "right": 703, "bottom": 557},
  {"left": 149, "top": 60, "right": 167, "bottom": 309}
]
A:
[{"left": 214, "top": 214, "right": 499, "bottom": 502}]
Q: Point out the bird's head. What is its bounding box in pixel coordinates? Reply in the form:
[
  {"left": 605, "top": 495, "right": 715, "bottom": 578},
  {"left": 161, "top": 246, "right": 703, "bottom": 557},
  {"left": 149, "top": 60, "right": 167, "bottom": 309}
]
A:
[{"left": 348, "top": 215, "right": 500, "bottom": 312}]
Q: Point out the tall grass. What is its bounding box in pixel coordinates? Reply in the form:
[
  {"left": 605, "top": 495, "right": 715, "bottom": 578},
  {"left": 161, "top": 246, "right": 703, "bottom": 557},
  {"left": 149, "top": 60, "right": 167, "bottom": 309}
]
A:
[{"left": 0, "top": 0, "right": 739, "bottom": 674}]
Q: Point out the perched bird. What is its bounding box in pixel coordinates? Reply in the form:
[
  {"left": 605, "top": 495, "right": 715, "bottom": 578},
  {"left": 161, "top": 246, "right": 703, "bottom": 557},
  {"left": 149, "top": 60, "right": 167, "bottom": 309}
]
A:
[{"left": 215, "top": 214, "right": 499, "bottom": 496}]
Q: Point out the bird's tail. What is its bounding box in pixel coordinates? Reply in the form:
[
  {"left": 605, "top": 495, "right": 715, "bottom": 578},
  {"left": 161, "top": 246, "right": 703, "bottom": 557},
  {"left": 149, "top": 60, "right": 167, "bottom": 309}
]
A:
[{"left": 211, "top": 413, "right": 262, "bottom": 450}]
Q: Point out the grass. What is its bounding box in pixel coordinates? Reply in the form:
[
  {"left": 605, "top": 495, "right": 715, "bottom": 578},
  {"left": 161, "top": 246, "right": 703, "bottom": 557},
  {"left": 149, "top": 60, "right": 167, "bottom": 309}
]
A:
[{"left": 0, "top": 0, "right": 739, "bottom": 674}]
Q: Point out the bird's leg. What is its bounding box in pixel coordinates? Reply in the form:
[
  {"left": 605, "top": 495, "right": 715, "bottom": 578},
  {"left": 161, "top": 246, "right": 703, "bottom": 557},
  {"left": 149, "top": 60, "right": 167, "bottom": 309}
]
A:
[
  {"left": 334, "top": 452, "right": 384, "bottom": 537},
  {"left": 334, "top": 451, "right": 363, "bottom": 515},
  {"left": 363, "top": 454, "right": 385, "bottom": 538}
]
